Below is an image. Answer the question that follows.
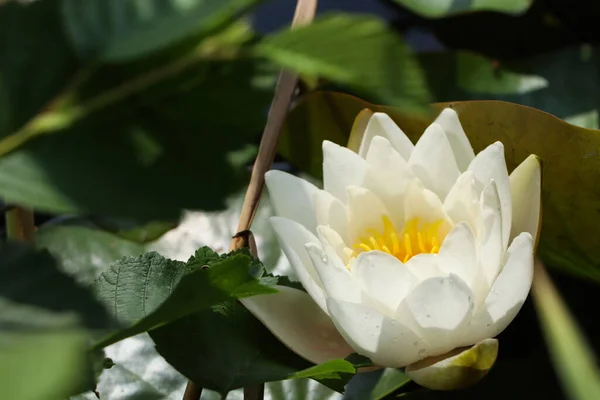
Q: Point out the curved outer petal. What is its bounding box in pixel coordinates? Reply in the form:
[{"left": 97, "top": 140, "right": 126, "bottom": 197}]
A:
[
  {"left": 397, "top": 274, "right": 474, "bottom": 356},
  {"left": 351, "top": 251, "right": 417, "bottom": 315},
  {"left": 456, "top": 232, "right": 534, "bottom": 347},
  {"left": 265, "top": 170, "right": 320, "bottom": 234},
  {"left": 358, "top": 112, "right": 414, "bottom": 161},
  {"left": 433, "top": 108, "right": 476, "bottom": 172},
  {"left": 405, "top": 338, "right": 498, "bottom": 391},
  {"left": 327, "top": 298, "right": 425, "bottom": 368},
  {"left": 408, "top": 123, "right": 460, "bottom": 200},
  {"left": 306, "top": 243, "right": 361, "bottom": 304},
  {"left": 241, "top": 286, "right": 354, "bottom": 365},
  {"left": 270, "top": 217, "right": 327, "bottom": 313},
  {"left": 467, "top": 142, "right": 512, "bottom": 249},
  {"left": 509, "top": 155, "right": 542, "bottom": 245},
  {"left": 323, "top": 140, "right": 368, "bottom": 203}
]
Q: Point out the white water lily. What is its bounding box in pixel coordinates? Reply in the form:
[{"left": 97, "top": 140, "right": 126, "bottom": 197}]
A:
[{"left": 243, "top": 108, "right": 541, "bottom": 383}]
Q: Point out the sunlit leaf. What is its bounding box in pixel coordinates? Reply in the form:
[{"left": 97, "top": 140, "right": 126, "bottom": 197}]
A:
[
  {"left": 256, "top": 14, "right": 430, "bottom": 113},
  {"left": 390, "top": 0, "right": 533, "bottom": 18},
  {"left": 93, "top": 248, "right": 276, "bottom": 349}
]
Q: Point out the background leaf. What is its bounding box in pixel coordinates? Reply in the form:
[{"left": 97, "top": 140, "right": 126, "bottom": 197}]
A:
[
  {"left": 256, "top": 14, "right": 431, "bottom": 112},
  {"left": 61, "top": 0, "right": 262, "bottom": 61},
  {"left": 1, "top": 330, "right": 89, "bottom": 400},
  {"left": 390, "top": 0, "right": 533, "bottom": 18}
]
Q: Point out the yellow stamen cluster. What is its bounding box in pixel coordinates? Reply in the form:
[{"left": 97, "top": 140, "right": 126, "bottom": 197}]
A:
[{"left": 353, "top": 216, "right": 445, "bottom": 263}]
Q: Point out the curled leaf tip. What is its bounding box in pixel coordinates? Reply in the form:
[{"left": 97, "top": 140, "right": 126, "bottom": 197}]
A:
[{"left": 405, "top": 338, "right": 499, "bottom": 391}]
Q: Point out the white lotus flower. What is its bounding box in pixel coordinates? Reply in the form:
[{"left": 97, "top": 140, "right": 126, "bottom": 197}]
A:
[{"left": 243, "top": 108, "right": 541, "bottom": 386}]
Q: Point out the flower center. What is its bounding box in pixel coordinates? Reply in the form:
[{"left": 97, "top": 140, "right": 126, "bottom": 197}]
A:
[{"left": 352, "top": 216, "right": 446, "bottom": 263}]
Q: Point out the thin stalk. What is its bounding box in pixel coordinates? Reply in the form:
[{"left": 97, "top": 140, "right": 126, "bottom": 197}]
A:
[
  {"left": 5, "top": 206, "right": 35, "bottom": 243},
  {"left": 181, "top": 1, "right": 318, "bottom": 399}
]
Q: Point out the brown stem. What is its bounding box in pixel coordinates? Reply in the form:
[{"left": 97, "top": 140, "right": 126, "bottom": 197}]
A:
[
  {"left": 5, "top": 206, "right": 35, "bottom": 243},
  {"left": 182, "top": 1, "right": 318, "bottom": 399},
  {"left": 182, "top": 382, "right": 203, "bottom": 400}
]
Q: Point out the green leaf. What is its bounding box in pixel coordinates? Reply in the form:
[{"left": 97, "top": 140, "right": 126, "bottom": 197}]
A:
[
  {"left": 36, "top": 225, "right": 146, "bottom": 285},
  {"left": 0, "top": 0, "right": 77, "bottom": 137},
  {"left": 280, "top": 91, "right": 600, "bottom": 282},
  {"left": 93, "top": 248, "right": 277, "bottom": 348},
  {"left": 419, "top": 46, "right": 600, "bottom": 129},
  {"left": 390, "top": 0, "right": 533, "bottom": 18},
  {"left": 89, "top": 217, "right": 177, "bottom": 244},
  {"left": 151, "top": 301, "right": 312, "bottom": 394},
  {"left": 61, "top": 0, "right": 261, "bottom": 61},
  {"left": 287, "top": 354, "right": 372, "bottom": 394},
  {"left": 0, "top": 58, "right": 274, "bottom": 221},
  {"left": 256, "top": 14, "right": 431, "bottom": 113},
  {"left": 0, "top": 241, "right": 115, "bottom": 331},
  {"left": 0, "top": 329, "right": 90, "bottom": 400},
  {"left": 532, "top": 261, "right": 600, "bottom": 400},
  {"left": 369, "top": 369, "right": 411, "bottom": 399}
]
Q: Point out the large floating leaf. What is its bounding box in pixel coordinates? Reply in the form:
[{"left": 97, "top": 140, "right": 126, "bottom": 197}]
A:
[
  {"left": 93, "top": 247, "right": 276, "bottom": 348},
  {"left": 280, "top": 91, "right": 600, "bottom": 282},
  {"left": 256, "top": 14, "right": 431, "bottom": 113},
  {"left": 61, "top": 0, "right": 261, "bottom": 61},
  {"left": 390, "top": 0, "right": 533, "bottom": 18}
]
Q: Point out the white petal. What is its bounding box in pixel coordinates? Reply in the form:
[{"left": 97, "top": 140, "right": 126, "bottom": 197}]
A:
[
  {"left": 306, "top": 243, "right": 361, "bottom": 304},
  {"left": 443, "top": 171, "right": 481, "bottom": 235},
  {"left": 359, "top": 113, "right": 414, "bottom": 161},
  {"left": 437, "top": 222, "right": 478, "bottom": 287},
  {"left": 456, "top": 233, "right": 534, "bottom": 347},
  {"left": 270, "top": 217, "right": 327, "bottom": 313},
  {"left": 327, "top": 298, "right": 426, "bottom": 367},
  {"left": 398, "top": 274, "right": 474, "bottom": 354},
  {"left": 479, "top": 181, "right": 504, "bottom": 287},
  {"left": 265, "top": 171, "right": 320, "bottom": 234},
  {"left": 352, "top": 251, "right": 417, "bottom": 315},
  {"left": 314, "top": 190, "right": 349, "bottom": 243},
  {"left": 408, "top": 123, "right": 460, "bottom": 200},
  {"left": 323, "top": 140, "right": 368, "bottom": 203},
  {"left": 242, "top": 286, "right": 353, "bottom": 364},
  {"left": 346, "top": 186, "right": 391, "bottom": 244},
  {"left": 363, "top": 136, "right": 413, "bottom": 224},
  {"left": 317, "top": 225, "right": 352, "bottom": 264},
  {"left": 405, "top": 254, "right": 443, "bottom": 281},
  {"left": 404, "top": 179, "right": 450, "bottom": 225},
  {"left": 433, "top": 108, "right": 475, "bottom": 171},
  {"left": 468, "top": 142, "right": 511, "bottom": 249},
  {"left": 509, "top": 155, "right": 542, "bottom": 244}
]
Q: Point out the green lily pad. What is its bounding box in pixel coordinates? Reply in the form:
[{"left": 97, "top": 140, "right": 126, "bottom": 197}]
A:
[{"left": 280, "top": 91, "right": 600, "bottom": 283}]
